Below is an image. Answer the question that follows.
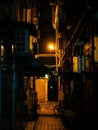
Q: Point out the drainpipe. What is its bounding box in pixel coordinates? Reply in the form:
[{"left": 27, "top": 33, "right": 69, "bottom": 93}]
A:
[
  {"left": 13, "top": 0, "right": 16, "bottom": 20},
  {"left": 11, "top": 63, "right": 16, "bottom": 130},
  {"left": 55, "top": 4, "right": 59, "bottom": 73},
  {"left": 92, "top": 35, "right": 96, "bottom": 127}
]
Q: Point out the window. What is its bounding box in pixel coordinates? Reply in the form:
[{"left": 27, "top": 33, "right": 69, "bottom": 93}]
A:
[
  {"left": 73, "top": 45, "right": 83, "bottom": 56},
  {"left": 15, "top": 29, "right": 29, "bottom": 54}
]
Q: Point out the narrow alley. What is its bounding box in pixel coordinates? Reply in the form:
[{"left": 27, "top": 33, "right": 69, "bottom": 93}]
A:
[
  {"left": 25, "top": 102, "right": 66, "bottom": 130},
  {"left": 0, "top": 1, "right": 97, "bottom": 130}
]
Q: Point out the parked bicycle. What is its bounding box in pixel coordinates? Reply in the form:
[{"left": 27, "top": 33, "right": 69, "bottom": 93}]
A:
[{"left": 54, "top": 101, "right": 64, "bottom": 116}]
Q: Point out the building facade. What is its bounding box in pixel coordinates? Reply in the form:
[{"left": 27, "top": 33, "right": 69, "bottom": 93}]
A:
[
  {"left": 50, "top": 0, "right": 97, "bottom": 128},
  {"left": 0, "top": 0, "right": 40, "bottom": 130}
]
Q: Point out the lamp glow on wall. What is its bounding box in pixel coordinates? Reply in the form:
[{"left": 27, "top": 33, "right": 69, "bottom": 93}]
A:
[
  {"left": 1, "top": 45, "right": 4, "bottom": 61},
  {"left": 94, "top": 35, "right": 98, "bottom": 62}
]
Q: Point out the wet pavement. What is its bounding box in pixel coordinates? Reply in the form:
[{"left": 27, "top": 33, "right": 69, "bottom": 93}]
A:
[{"left": 25, "top": 101, "right": 66, "bottom": 130}]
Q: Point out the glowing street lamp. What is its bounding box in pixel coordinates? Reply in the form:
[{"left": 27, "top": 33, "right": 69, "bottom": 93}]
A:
[
  {"left": 48, "top": 44, "right": 54, "bottom": 50},
  {"left": 47, "top": 42, "right": 55, "bottom": 52}
]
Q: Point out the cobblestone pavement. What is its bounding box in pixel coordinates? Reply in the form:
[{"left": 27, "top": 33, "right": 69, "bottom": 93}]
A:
[
  {"left": 34, "top": 116, "right": 66, "bottom": 130},
  {"left": 37, "top": 101, "right": 58, "bottom": 115},
  {"left": 25, "top": 102, "right": 66, "bottom": 130}
]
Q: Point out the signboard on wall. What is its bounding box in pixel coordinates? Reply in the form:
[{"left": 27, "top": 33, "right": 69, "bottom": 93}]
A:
[
  {"left": 73, "top": 56, "right": 84, "bottom": 73},
  {"left": 73, "top": 56, "right": 78, "bottom": 72}
]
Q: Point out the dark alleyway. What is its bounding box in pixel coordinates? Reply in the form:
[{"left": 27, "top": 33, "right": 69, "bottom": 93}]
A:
[
  {"left": 24, "top": 102, "right": 66, "bottom": 130},
  {"left": 0, "top": 1, "right": 97, "bottom": 130},
  {"left": 24, "top": 101, "right": 96, "bottom": 130}
]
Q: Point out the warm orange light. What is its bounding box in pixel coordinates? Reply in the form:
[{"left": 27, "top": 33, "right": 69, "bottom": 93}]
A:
[
  {"left": 12, "top": 44, "right": 14, "bottom": 54},
  {"left": 49, "top": 44, "right": 54, "bottom": 50},
  {"left": 1, "top": 45, "right": 4, "bottom": 56},
  {"left": 47, "top": 42, "right": 55, "bottom": 51}
]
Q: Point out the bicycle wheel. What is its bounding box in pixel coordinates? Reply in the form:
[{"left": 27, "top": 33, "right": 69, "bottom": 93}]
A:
[{"left": 54, "top": 105, "right": 60, "bottom": 116}]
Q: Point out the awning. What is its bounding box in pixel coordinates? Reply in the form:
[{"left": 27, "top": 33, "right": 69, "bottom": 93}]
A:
[
  {"left": 16, "top": 55, "right": 49, "bottom": 76},
  {"left": 24, "top": 59, "right": 49, "bottom": 76}
]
